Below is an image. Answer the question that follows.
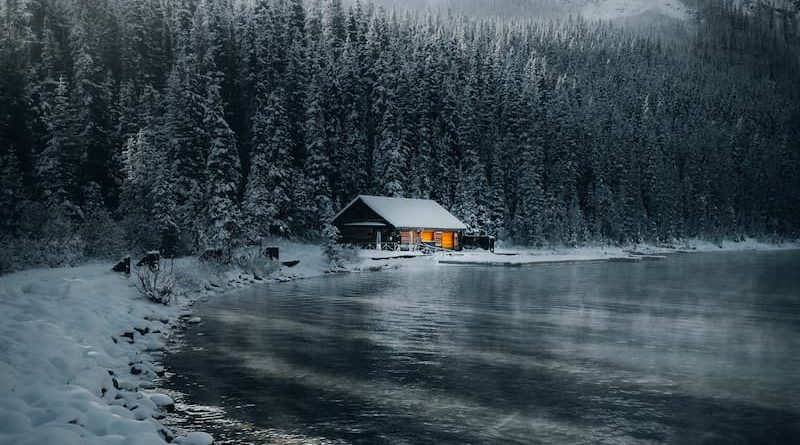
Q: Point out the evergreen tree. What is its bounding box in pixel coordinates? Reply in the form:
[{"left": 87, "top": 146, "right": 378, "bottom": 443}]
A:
[
  {"left": 202, "top": 76, "right": 242, "bottom": 254},
  {"left": 0, "top": 147, "right": 25, "bottom": 231},
  {"left": 243, "top": 90, "right": 295, "bottom": 238},
  {"left": 37, "top": 76, "right": 78, "bottom": 210},
  {"left": 512, "top": 145, "right": 546, "bottom": 247},
  {"left": 119, "top": 128, "right": 176, "bottom": 253},
  {"left": 163, "top": 48, "right": 207, "bottom": 252},
  {"left": 304, "top": 55, "right": 334, "bottom": 235},
  {"left": 322, "top": 219, "right": 343, "bottom": 269}
]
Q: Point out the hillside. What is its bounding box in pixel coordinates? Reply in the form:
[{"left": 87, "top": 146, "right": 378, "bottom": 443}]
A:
[{"left": 0, "top": 0, "right": 798, "bottom": 272}]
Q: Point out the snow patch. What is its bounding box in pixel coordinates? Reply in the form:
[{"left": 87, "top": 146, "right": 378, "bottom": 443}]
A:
[{"left": 174, "top": 432, "right": 214, "bottom": 445}]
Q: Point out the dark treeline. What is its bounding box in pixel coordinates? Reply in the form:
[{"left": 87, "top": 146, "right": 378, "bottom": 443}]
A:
[{"left": 0, "top": 0, "right": 798, "bottom": 270}]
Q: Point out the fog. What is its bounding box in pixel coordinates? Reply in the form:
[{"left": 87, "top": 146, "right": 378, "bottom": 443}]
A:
[{"left": 347, "top": 0, "right": 691, "bottom": 23}]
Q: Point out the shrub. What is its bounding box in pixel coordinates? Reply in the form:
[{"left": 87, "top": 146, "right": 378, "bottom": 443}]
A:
[
  {"left": 232, "top": 245, "right": 279, "bottom": 278},
  {"left": 135, "top": 259, "right": 175, "bottom": 305}
]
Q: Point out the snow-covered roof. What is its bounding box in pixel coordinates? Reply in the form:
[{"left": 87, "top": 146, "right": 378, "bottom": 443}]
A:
[{"left": 335, "top": 195, "right": 467, "bottom": 230}]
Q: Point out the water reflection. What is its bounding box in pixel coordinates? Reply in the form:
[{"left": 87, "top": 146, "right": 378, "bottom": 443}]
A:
[{"left": 164, "top": 250, "right": 800, "bottom": 444}]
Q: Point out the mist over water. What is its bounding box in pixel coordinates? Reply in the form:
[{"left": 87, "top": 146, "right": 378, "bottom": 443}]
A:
[{"left": 164, "top": 250, "right": 800, "bottom": 444}]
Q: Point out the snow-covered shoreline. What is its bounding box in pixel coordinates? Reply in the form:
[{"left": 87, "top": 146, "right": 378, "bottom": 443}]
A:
[
  {"left": 437, "top": 238, "right": 800, "bottom": 266},
  {"left": 1, "top": 238, "right": 797, "bottom": 445},
  {"left": 0, "top": 263, "right": 192, "bottom": 445},
  {"left": 0, "top": 240, "right": 399, "bottom": 445}
]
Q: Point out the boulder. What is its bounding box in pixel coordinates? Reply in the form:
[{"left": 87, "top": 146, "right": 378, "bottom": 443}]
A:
[{"left": 112, "top": 256, "right": 131, "bottom": 274}]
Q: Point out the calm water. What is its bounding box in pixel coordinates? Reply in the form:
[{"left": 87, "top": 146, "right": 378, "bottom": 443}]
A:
[{"left": 163, "top": 250, "right": 800, "bottom": 444}]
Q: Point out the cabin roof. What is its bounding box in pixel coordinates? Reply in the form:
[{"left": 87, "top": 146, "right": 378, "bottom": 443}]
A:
[{"left": 334, "top": 195, "right": 467, "bottom": 230}]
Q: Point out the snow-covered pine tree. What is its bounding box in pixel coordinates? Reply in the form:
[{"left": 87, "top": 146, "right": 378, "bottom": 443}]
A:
[
  {"left": 150, "top": 156, "right": 178, "bottom": 257},
  {"left": 374, "top": 126, "right": 406, "bottom": 197},
  {"left": 485, "top": 144, "right": 509, "bottom": 239},
  {"left": 0, "top": 0, "right": 32, "bottom": 231},
  {"left": 453, "top": 168, "right": 479, "bottom": 231},
  {"left": 304, "top": 52, "right": 334, "bottom": 235},
  {"left": 163, "top": 47, "right": 207, "bottom": 252},
  {"left": 371, "top": 47, "right": 407, "bottom": 197},
  {"left": 122, "top": 0, "right": 171, "bottom": 87},
  {"left": 69, "top": 3, "right": 118, "bottom": 210},
  {"left": 194, "top": 0, "right": 238, "bottom": 122},
  {"left": 243, "top": 90, "right": 295, "bottom": 239},
  {"left": 80, "top": 181, "right": 122, "bottom": 258},
  {"left": 331, "top": 20, "right": 371, "bottom": 204},
  {"left": 202, "top": 76, "right": 242, "bottom": 256},
  {"left": 119, "top": 127, "right": 176, "bottom": 253},
  {"left": 37, "top": 75, "right": 79, "bottom": 211},
  {"left": 512, "top": 144, "right": 546, "bottom": 247},
  {"left": 0, "top": 147, "right": 25, "bottom": 232},
  {"left": 323, "top": 0, "right": 346, "bottom": 55},
  {"left": 453, "top": 78, "right": 490, "bottom": 233},
  {"left": 322, "top": 219, "right": 343, "bottom": 270},
  {"left": 285, "top": 0, "right": 309, "bottom": 156}
]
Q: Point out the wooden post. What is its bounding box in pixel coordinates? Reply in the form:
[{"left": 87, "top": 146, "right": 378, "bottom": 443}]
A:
[{"left": 264, "top": 247, "right": 279, "bottom": 260}]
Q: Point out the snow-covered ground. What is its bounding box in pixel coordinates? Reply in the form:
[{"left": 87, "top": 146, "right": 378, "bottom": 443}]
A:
[
  {"left": 0, "top": 263, "right": 191, "bottom": 445},
  {"left": 1, "top": 237, "right": 796, "bottom": 444},
  {"left": 0, "top": 239, "right": 413, "bottom": 445},
  {"left": 0, "top": 241, "right": 341, "bottom": 445}
]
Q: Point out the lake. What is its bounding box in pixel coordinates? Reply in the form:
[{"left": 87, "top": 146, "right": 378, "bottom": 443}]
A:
[{"left": 162, "top": 250, "right": 800, "bottom": 444}]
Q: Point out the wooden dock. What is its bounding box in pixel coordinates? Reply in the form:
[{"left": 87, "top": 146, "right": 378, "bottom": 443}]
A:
[{"left": 439, "top": 253, "right": 668, "bottom": 267}]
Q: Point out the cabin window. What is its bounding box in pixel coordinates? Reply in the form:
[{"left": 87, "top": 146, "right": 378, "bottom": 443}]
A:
[
  {"left": 421, "top": 230, "right": 435, "bottom": 243},
  {"left": 441, "top": 231, "right": 455, "bottom": 250}
]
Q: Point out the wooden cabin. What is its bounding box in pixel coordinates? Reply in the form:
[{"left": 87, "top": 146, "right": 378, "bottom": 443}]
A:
[{"left": 332, "top": 195, "right": 467, "bottom": 251}]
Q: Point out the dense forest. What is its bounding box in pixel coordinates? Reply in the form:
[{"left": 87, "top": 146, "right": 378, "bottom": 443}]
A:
[{"left": 0, "top": 0, "right": 798, "bottom": 270}]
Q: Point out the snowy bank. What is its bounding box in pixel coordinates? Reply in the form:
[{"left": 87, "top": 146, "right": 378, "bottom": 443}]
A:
[
  {"left": 0, "top": 263, "right": 185, "bottom": 445},
  {"left": 436, "top": 238, "right": 800, "bottom": 266},
  {"left": 0, "top": 241, "right": 389, "bottom": 445}
]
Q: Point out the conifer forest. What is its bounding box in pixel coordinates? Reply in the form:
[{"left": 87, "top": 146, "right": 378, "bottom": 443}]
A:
[{"left": 1, "top": 0, "right": 798, "bottom": 271}]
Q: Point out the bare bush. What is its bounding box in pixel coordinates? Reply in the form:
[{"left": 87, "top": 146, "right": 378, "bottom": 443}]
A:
[
  {"left": 232, "top": 246, "right": 279, "bottom": 279},
  {"left": 135, "top": 259, "right": 175, "bottom": 305}
]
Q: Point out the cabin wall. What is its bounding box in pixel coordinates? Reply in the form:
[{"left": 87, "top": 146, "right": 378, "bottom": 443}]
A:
[
  {"left": 338, "top": 226, "right": 395, "bottom": 246},
  {"left": 338, "top": 226, "right": 463, "bottom": 250},
  {"left": 396, "top": 228, "right": 464, "bottom": 250}
]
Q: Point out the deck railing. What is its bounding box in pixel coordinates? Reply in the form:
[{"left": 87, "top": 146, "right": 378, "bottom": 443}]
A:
[{"left": 344, "top": 241, "right": 459, "bottom": 255}]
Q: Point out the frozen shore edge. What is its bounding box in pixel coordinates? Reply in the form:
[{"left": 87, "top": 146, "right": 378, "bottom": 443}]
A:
[{"left": 1, "top": 238, "right": 797, "bottom": 445}]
